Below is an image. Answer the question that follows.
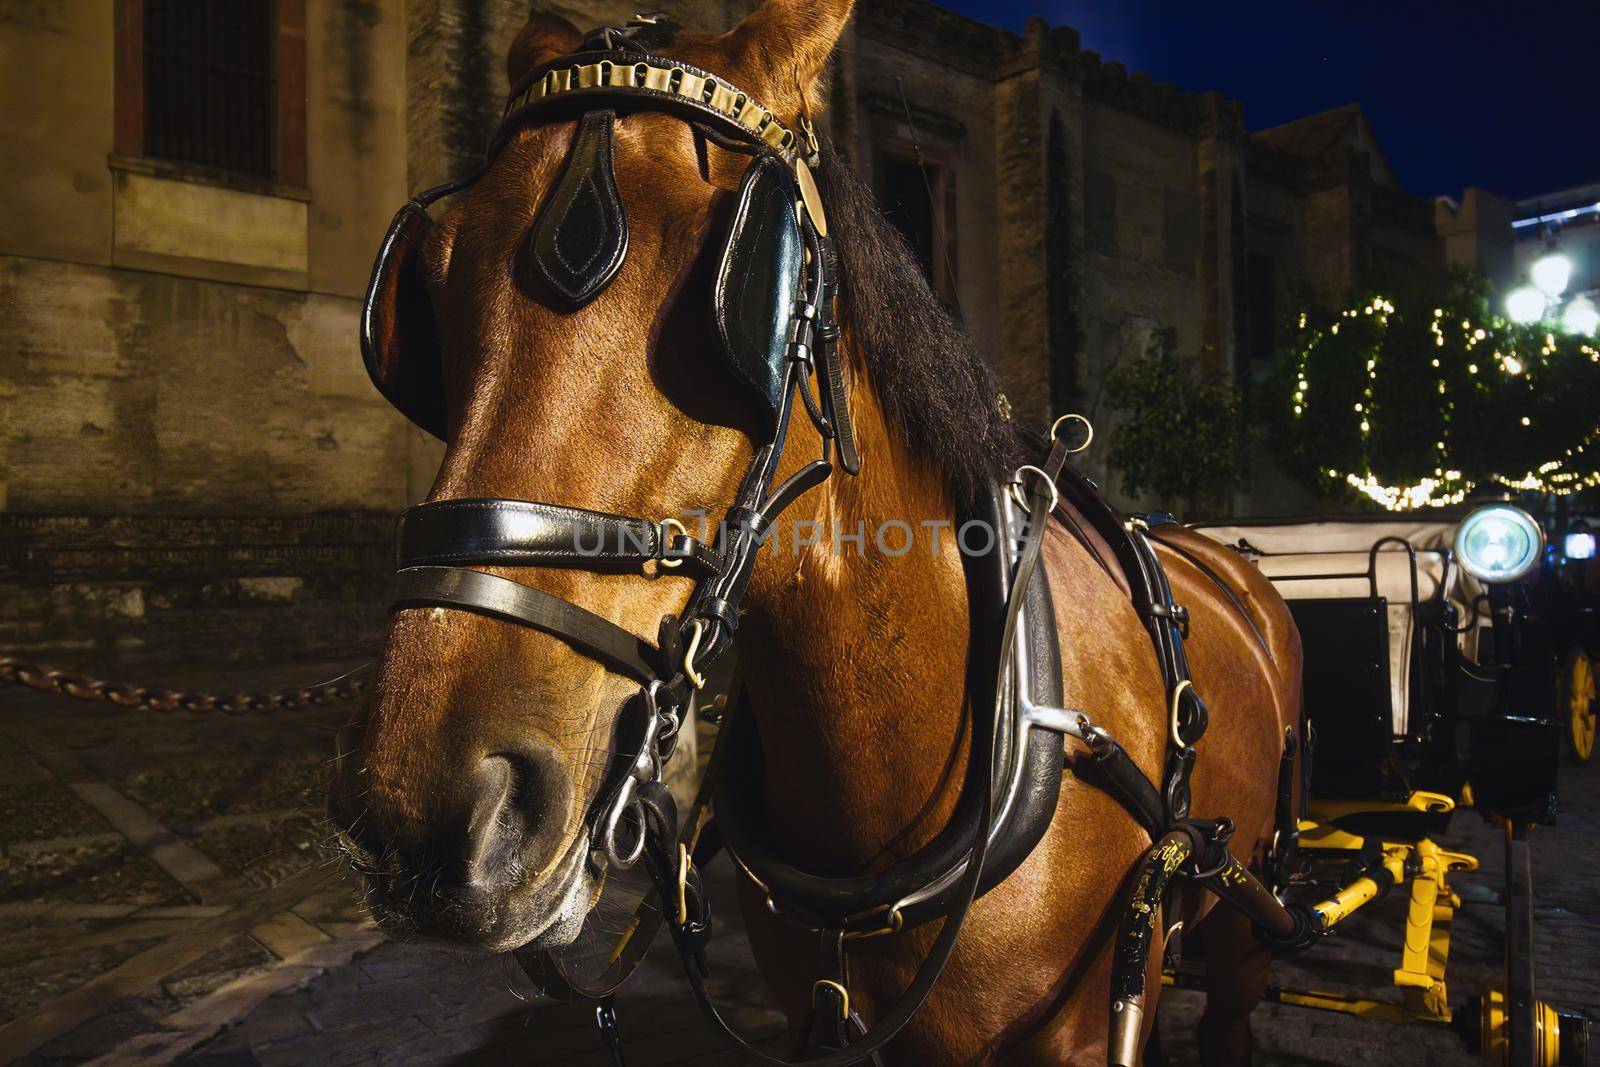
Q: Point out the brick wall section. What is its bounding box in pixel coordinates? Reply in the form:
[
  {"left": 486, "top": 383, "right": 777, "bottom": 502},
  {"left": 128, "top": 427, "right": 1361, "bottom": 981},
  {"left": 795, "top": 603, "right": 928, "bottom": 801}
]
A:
[
  {"left": 0, "top": 257, "right": 420, "bottom": 516},
  {"left": 0, "top": 514, "right": 391, "bottom": 665}
]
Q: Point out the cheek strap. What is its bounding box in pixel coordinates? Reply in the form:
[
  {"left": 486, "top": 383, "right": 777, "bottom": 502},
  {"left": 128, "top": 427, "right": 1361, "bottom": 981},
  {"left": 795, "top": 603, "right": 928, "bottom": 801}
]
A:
[{"left": 390, "top": 566, "right": 663, "bottom": 686}]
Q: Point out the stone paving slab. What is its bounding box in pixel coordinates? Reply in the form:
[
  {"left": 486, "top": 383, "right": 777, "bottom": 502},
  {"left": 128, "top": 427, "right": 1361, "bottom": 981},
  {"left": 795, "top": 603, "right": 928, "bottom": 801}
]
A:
[
  {"left": 1, "top": 865, "right": 346, "bottom": 1061},
  {"left": 3, "top": 661, "right": 1598, "bottom": 1065}
]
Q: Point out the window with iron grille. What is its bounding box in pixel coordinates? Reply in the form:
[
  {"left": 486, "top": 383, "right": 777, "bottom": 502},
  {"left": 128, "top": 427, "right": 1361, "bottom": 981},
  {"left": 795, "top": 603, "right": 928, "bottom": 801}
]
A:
[{"left": 144, "top": 0, "right": 277, "bottom": 178}]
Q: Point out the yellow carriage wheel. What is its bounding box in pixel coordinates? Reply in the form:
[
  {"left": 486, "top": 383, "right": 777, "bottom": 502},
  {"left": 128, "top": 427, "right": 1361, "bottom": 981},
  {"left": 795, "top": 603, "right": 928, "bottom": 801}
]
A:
[{"left": 1561, "top": 648, "right": 1596, "bottom": 764}]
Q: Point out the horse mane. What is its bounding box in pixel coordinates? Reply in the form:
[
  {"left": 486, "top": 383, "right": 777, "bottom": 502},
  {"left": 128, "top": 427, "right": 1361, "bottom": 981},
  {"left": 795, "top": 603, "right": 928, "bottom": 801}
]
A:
[{"left": 816, "top": 139, "right": 1028, "bottom": 507}]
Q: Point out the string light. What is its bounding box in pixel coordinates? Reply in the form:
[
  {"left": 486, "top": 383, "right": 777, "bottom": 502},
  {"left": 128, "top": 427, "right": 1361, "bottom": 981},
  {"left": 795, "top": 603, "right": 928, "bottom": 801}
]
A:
[
  {"left": 1287, "top": 295, "right": 1599, "bottom": 510},
  {"left": 1339, "top": 471, "right": 1471, "bottom": 510}
]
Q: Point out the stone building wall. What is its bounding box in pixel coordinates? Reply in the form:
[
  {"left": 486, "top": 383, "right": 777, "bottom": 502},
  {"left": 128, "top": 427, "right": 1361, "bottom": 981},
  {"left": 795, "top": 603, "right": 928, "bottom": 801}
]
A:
[
  {"left": 0, "top": 0, "right": 1446, "bottom": 664},
  {"left": 847, "top": 6, "right": 1006, "bottom": 377},
  {"left": 0, "top": 0, "right": 422, "bottom": 664}
]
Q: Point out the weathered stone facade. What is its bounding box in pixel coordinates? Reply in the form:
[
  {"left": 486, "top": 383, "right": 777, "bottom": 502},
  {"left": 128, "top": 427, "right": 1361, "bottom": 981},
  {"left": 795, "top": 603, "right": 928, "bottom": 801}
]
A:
[
  {"left": 836, "top": 9, "right": 1439, "bottom": 501},
  {"left": 0, "top": 0, "right": 427, "bottom": 664},
  {"left": 0, "top": 0, "right": 1444, "bottom": 664}
]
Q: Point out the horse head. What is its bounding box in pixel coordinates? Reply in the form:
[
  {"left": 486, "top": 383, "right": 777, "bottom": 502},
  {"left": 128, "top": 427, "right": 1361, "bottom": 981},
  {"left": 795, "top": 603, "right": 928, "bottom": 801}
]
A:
[{"left": 328, "top": 1, "right": 854, "bottom": 952}]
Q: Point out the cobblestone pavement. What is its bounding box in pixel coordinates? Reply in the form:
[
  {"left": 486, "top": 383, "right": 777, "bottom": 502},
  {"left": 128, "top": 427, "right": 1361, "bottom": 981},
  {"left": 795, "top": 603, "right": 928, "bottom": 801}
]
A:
[{"left": 2, "top": 661, "right": 1595, "bottom": 1065}]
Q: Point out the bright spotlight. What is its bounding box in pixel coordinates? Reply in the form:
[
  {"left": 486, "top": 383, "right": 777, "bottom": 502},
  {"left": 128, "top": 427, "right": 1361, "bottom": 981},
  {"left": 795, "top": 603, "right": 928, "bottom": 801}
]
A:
[
  {"left": 1565, "top": 530, "right": 1597, "bottom": 561},
  {"left": 1455, "top": 504, "right": 1543, "bottom": 583},
  {"left": 1531, "top": 252, "right": 1572, "bottom": 298},
  {"left": 1562, "top": 295, "right": 1599, "bottom": 337},
  {"left": 1505, "top": 286, "right": 1546, "bottom": 324}
]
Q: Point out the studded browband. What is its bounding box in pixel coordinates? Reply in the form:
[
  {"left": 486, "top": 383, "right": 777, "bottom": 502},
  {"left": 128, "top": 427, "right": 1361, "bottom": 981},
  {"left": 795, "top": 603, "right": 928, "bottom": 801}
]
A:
[
  {"left": 502, "top": 50, "right": 804, "bottom": 160},
  {"left": 494, "top": 33, "right": 834, "bottom": 242}
]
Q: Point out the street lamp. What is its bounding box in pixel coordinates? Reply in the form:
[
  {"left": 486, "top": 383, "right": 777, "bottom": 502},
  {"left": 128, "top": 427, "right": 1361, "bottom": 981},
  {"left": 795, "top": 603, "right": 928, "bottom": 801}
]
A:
[
  {"left": 1530, "top": 251, "right": 1573, "bottom": 298},
  {"left": 1505, "top": 249, "right": 1589, "bottom": 330},
  {"left": 1506, "top": 286, "right": 1546, "bottom": 324},
  {"left": 1562, "top": 295, "right": 1599, "bottom": 337}
]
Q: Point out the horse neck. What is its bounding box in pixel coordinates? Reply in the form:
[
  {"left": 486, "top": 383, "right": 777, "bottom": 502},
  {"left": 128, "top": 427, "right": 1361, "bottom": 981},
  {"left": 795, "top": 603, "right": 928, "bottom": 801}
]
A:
[{"left": 737, "top": 373, "right": 974, "bottom": 875}]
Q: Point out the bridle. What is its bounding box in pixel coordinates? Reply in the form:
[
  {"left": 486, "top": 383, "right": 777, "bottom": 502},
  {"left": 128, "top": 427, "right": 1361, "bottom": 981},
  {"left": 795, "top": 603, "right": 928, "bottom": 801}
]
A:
[
  {"left": 361, "top": 17, "right": 1322, "bottom": 1066},
  {"left": 367, "top": 17, "right": 858, "bottom": 876},
  {"left": 363, "top": 17, "right": 1034, "bottom": 1061}
]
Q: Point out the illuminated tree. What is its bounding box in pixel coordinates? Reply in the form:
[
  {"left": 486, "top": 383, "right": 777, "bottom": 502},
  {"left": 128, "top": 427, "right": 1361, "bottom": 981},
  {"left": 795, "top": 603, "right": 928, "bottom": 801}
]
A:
[{"left": 1269, "top": 270, "right": 1600, "bottom": 510}]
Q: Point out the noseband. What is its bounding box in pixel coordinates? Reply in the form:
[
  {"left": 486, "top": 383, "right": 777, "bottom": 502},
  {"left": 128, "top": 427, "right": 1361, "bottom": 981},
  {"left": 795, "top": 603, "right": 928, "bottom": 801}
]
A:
[{"left": 363, "top": 21, "right": 858, "bottom": 873}]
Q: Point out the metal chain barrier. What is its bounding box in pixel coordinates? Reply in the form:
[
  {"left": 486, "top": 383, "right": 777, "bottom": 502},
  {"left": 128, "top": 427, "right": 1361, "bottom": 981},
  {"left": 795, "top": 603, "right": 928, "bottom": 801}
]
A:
[{"left": 0, "top": 657, "right": 368, "bottom": 714}]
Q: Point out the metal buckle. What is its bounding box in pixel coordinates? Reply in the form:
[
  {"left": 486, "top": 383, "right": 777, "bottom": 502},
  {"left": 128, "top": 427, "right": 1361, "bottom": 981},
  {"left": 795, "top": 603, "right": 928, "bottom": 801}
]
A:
[
  {"left": 812, "top": 979, "right": 849, "bottom": 1020},
  {"left": 676, "top": 842, "right": 691, "bottom": 925},
  {"left": 658, "top": 517, "right": 688, "bottom": 568},
  {"left": 1169, "top": 679, "right": 1196, "bottom": 749},
  {"left": 1008, "top": 464, "right": 1060, "bottom": 515},
  {"left": 840, "top": 906, "right": 904, "bottom": 940}
]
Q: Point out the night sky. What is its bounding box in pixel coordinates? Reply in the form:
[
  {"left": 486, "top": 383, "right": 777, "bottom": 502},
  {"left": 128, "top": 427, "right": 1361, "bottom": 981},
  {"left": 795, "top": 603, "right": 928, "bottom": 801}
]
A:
[{"left": 940, "top": 0, "right": 1598, "bottom": 203}]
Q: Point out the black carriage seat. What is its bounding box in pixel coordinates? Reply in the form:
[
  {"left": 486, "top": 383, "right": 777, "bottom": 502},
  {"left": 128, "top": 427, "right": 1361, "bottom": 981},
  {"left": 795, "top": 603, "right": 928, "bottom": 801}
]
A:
[
  {"left": 1196, "top": 519, "right": 1483, "bottom": 729},
  {"left": 1193, "top": 518, "right": 1491, "bottom": 802}
]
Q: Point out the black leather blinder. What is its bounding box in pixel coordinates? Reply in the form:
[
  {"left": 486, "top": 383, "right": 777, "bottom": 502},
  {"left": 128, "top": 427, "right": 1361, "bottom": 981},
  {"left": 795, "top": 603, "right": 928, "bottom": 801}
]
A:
[
  {"left": 361, "top": 198, "right": 449, "bottom": 441},
  {"left": 529, "top": 109, "right": 630, "bottom": 308},
  {"left": 714, "top": 155, "right": 803, "bottom": 419}
]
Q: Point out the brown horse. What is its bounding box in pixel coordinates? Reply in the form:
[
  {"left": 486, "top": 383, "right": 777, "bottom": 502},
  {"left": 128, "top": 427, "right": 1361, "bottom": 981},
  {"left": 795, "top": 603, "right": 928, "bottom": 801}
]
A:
[{"left": 328, "top": 2, "right": 1302, "bottom": 1062}]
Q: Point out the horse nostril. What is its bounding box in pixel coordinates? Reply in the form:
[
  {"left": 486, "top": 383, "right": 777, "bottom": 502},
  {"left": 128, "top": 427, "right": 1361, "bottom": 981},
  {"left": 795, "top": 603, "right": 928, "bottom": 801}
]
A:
[{"left": 462, "top": 750, "right": 570, "bottom": 884}]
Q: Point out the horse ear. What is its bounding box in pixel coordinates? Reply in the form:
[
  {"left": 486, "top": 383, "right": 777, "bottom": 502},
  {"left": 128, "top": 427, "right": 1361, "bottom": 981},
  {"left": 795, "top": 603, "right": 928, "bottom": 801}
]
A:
[
  {"left": 720, "top": 0, "right": 853, "bottom": 116},
  {"left": 507, "top": 10, "right": 584, "bottom": 88}
]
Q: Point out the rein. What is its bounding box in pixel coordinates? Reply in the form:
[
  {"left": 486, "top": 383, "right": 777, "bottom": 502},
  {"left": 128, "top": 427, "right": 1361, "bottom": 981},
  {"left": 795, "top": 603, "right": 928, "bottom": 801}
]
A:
[{"left": 361, "top": 17, "right": 1321, "bottom": 1065}]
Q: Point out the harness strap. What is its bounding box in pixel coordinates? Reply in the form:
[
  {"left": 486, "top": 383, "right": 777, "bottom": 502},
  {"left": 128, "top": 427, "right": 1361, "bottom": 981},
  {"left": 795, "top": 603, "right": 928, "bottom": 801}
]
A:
[
  {"left": 1143, "top": 527, "right": 1271, "bottom": 659},
  {"left": 390, "top": 566, "right": 663, "bottom": 685},
  {"left": 711, "top": 476, "right": 1071, "bottom": 932},
  {"left": 1076, "top": 734, "right": 1165, "bottom": 835},
  {"left": 814, "top": 930, "right": 850, "bottom": 1052},
  {"left": 643, "top": 432, "right": 1071, "bottom": 1066},
  {"left": 524, "top": 681, "right": 735, "bottom": 1000},
  {"left": 398, "top": 498, "right": 723, "bottom": 577},
  {"left": 811, "top": 233, "right": 859, "bottom": 475},
  {"left": 498, "top": 49, "right": 804, "bottom": 164},
  {"left": 1123, "top": 525, "right": 1207, "bottom": 824}
]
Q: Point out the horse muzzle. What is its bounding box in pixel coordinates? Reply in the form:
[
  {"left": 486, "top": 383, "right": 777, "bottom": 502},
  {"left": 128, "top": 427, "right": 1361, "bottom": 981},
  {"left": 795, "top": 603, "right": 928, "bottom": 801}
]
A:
[{"left": 329, "top": 744, "right": 595, "bottom": 952}]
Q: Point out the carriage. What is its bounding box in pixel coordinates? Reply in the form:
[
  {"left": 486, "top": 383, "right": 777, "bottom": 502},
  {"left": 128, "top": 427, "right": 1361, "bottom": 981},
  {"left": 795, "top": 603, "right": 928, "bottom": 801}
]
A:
[{"left": 1191, "top": 503, "right": 1590, "bottom": 1066}]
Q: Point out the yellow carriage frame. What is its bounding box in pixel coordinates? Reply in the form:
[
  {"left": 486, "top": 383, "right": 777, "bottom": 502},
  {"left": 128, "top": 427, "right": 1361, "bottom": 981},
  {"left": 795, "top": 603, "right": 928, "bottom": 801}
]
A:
[
  {"left": 1184, "top": 513, "right": 1590, "bottom": 1066},
  {"left": 1166, "top": 789, "right": 1583, "bottom": 1067}
]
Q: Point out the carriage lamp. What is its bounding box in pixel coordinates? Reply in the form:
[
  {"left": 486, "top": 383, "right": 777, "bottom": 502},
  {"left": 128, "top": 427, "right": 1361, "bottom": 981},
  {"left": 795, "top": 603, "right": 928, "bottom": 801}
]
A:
[
  {"left": 1455, "top": 504, "right": 1544, "bottom": 583},
  {"left": 1565, "top": 521, "right": 1597, "bottom": 561}
]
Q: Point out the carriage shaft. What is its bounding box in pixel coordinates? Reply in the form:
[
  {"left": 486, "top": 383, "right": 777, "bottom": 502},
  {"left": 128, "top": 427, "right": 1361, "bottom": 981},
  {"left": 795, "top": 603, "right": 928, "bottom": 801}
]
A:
[{"left": 1311, "top": 845, "right": 1410, "bottom": 928}]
